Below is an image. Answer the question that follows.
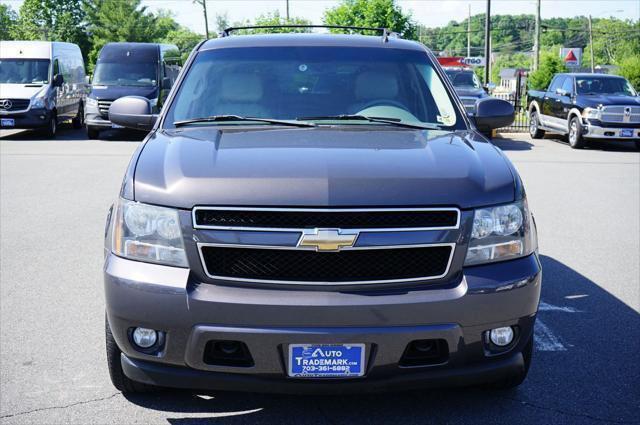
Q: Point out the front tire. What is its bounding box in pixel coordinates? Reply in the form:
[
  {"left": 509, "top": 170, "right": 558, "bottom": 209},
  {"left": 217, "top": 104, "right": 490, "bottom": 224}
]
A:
[
  {"left": 42, "top": 114, "right": 57, "bottom": 138},
  {"left": 87, "top": 126, "right": 100, "bottom": 140},
  {"left": 72, "top": 103, "right": 84, "bottom": 129},
  {"left": 105, "top": 315, "right": 156, "bottom": 393},
  {"left": 487, "top": 332, "right": 533, "bottom": 390},
  {"left": 568, "top": 116, "right": 587, "bottom": 149},
  {"left": 529, "top": 111, "right": 545, "bottom": 139}
]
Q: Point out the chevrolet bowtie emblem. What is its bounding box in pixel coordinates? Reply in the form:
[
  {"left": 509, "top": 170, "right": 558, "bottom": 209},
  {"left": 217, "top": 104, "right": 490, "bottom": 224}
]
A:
[{"left": 298, "top": 229, "right": 358, "bottom": 252}]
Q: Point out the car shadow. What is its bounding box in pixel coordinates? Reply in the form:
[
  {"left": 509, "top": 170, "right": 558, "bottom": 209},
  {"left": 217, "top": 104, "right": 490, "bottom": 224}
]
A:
[
  {"left": 0, "top": 126, "right": 146, "bottom": 142},
  {"left": 122, "top": 255, "right": 639, "bottom": 424},
  {"left": 544, "top": 135, "right": 639, "bottom": 152},
  {"left": 492, "top": 136, "right": 534, "bottom": 151}
]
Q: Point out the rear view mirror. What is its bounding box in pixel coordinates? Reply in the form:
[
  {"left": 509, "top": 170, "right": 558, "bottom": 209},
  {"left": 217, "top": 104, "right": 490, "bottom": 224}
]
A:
[
  {"left": 53, "top": 74, "right": 64, "bottom": 87},
  {"left": 473, "top": 98, "right": 514, "bottom": 133},
  {"left": 109, "top": 96, "right": 157, "bottom": 131}
]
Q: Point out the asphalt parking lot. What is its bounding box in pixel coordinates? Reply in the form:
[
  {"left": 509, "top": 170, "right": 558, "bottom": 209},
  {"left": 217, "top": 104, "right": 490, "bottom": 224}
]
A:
[{"left": 1, "top": 125, "right": 639, "bottom": 424}]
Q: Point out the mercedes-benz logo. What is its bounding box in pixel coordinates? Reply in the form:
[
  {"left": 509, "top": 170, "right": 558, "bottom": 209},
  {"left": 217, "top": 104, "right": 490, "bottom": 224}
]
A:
[{"left": 0, "top": 99, "right": 12, "bottom": 110}]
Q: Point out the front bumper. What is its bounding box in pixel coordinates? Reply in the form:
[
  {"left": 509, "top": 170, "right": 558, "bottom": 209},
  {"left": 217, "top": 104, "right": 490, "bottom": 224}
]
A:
[
  {"left": 584, "top": 122, "right": 640, "bottom": 140},
  {"left": 105, "top": 252, "right": 541, "bottom": 392},
  {"left": 85, "top": 112, "right": 113, "bottom": 128},
  {"left": 0, "top": 109, "right": 52, "bottom": 129}
]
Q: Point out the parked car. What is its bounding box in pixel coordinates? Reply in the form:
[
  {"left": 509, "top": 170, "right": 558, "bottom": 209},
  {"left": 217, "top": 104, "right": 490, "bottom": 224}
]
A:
[
  {"left": 528, "top": 73, "right": 640, "bottom": 149},
  {"left": 444, "top": 67, "right": 489, "bottom": 114},
  {"left": 103, "top": 28, "right": 540, "bottom": 394},
  {"left": 85, "top": 42, "right": 181, "bottom": 139},
  {"left": 0, "top": 41, "right": 86, "bottom": 137}
]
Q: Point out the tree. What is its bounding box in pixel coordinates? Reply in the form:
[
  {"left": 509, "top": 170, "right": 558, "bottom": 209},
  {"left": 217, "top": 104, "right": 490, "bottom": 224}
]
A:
[
  {"left": 164, "top": 27, "right": 204, "bottom": 62},
  {"left": 528, "top": 49, "right": 567, "bottom": 90},
  {"left": 491, "top": 53, "right": 531, "bottom": 84},
  {"left": 323, "top": 0, "right": 417, "bottom": 40},
  {"left": 617, "top": 56, "right": 640, "bottom": 91},
  {"left": 84, "top": 0, "right": 162, "bottom": 70},
  {"left": 231, "top": 11, "right": 312, "bottom": 34},
  {"left": 12, "top": 0, "right": 89, "bottom": 53},
  {"left": 0, "top": 4, "right": 17, "bottom": 40}
]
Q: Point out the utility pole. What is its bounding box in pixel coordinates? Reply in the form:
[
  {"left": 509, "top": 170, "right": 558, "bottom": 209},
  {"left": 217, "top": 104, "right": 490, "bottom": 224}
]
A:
[
  {"left": 286, "top": 0, "right": 290, "bottom": 21},
  {"left": 484, "top": 0, "right": 491, "bottom": 84},
  {"left": 467, "top": 4, "right": 471, "bottom": 58},
  {"left": 588, "top": 15, "right": 595, "bottom": 73},
  {"left": 533, "top": 0, "right": 541, "bottom": 71},
  {"left": 194, "top": 0, "right": 210, "bottom": 39}
]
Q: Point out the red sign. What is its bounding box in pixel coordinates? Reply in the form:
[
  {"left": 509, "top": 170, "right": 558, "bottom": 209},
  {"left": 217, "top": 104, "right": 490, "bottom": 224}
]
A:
[
  {"left": 564, "top": 50, "right": 578, "bottom": 65},
  {"left": 437, "top": 57, "right": 466, "bottom": 67}
]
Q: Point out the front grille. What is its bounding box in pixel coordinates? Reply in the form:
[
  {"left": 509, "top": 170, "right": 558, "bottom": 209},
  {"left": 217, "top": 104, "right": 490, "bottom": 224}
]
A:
[
  {"left": 194, "top": 208, "right": 459, "bottom": 230},
  {"left": 200, "top": 245, "right": 453, "bottom": 283},
  {"left": 0, "top": 99, "right": 30, "bottom": 112},
  {"left": 601, "top": 105, "right": 640, "bottom": 124},
  {"left": 98, "top": 100, "right": 113, "bottom": 118}
]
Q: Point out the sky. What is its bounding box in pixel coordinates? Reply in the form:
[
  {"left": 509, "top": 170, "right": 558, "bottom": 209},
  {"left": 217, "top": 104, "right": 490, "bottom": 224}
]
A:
[{"left": 3, "top": 0, "right": 640, "bottom": 36}]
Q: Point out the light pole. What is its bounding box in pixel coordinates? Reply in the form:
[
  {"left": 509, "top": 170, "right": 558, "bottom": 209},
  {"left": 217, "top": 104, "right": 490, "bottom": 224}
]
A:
[{"left": 484, "top": 0, "right": 491, "bottom": 84}]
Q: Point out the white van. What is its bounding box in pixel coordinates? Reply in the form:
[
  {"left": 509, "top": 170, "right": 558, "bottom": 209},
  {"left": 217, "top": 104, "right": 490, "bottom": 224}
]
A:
[{"left": 0, "top": 41, "right": 87, "bottom": 138}]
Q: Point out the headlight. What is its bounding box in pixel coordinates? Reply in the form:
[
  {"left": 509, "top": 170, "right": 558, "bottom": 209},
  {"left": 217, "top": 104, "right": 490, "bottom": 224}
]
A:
[
  {"left": 582, "top": 107, "right": 601, "bottom": 120},
  {"left": 86, "top": 97, "right": 98, "bottom": 107},
  {"left": 112, "top": 199, "right": 188, "bottom": 267},
  {"left": 465, "top": 200, "right": 536, "bottom": 266},
  {"left": 31, "top": 97, "right": 46, "bottom": 109}
]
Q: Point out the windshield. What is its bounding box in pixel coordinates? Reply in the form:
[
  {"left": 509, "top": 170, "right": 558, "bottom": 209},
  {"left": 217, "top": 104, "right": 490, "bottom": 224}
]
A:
[
  {"left": 0, "top": 59, "right": 50, "bottom": 84},
  {"left": 445, "top": 70, "right": 482, "bottom": 89},
  {"left": 165, "top": 46, "right": 462, "bottom": 129},
  {"left": 93, "top": 62, "right": 157, "bottom": 87},
  {"left": 576, "top": 77, "right": 636, "bottom": 96}
]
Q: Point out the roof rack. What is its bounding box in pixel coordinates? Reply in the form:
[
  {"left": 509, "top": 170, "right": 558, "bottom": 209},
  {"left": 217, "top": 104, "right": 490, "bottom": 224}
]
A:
[{"left": 220, "top": 25, "right": 397, "bottom": 42}]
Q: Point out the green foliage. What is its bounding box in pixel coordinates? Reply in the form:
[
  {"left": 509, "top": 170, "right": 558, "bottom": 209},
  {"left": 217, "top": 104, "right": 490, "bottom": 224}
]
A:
[
  {"left": 323, "top": 0, "right": 417, "bottom": 39},
  {"left": 583, "top": 18, "right": 640, "bottom": 66},
  {"left": 12, "top": 0, "right": 89, "bottom": 54},
  {"left": 0, "top": 4, "right": 18, "bottom": 40},
  {"left": 231, "top": 11, "right": 312, "bottom": 34},
  {"left": 528, "top": 50, "right": 568, "bottom": 90},
  {"left": 164, "top": 27, "right": 204, "bottom": 62},
  {"left": 617, "top": 56, "right": 640, "bottom": 90},
  {"left": 491, "top": 53, "right": 530, "bottom": 84}
]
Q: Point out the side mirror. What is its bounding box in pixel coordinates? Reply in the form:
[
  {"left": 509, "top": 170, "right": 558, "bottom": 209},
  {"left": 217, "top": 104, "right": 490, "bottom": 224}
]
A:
[
  {"left": 473, "top": 97, "right": 514, "bottom": 133},
  {"left": 162, "top": 77, "right": 172, "bottom": 90},
  {"left": 109, "top": 96, "right": 158, "bottom": 131},
  {"left": 53, "top": 74, "right": 64, "bottom": 87}
]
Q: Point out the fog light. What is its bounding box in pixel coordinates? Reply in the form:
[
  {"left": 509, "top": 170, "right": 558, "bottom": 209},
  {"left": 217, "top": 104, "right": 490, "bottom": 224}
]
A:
[
  {"left": 132, "top": 327, "right": 157, "bottom": 348},
  {"left": 490, "top": 327, "right": 514, "bottom": 346}
]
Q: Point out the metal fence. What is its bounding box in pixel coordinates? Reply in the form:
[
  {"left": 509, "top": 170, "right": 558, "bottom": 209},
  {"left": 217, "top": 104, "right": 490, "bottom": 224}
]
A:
[{"left": 493, "top": 92, "right": 529, "bottom": 133}]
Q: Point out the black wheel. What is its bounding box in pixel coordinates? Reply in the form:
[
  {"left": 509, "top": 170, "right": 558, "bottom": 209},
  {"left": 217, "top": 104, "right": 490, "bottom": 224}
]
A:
[
  {"left": 487, "top": 332, "right": 533, "bottom": 390},
  {"left": 105, "top": 315, "right": 156, "bottom": 393},
  {"left": 529, "top": 111, "right": 545, "bottom": 139},
  {"left": 72, "top": 103, "right": 84, "bottom": 129},
  {"left": 568, "top": 116, "right": 587, "bottom": 149},
  {"left": 42, "top": 114, "right": 57, "bottom": 138},
  {"left": 87, "top": 126, "right": 100, "bottom": 139}
]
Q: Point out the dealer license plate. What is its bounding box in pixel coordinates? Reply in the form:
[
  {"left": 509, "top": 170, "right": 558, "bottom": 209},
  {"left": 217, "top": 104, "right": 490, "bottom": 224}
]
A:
[
  {"left": 620, "top": 129, "right": 634, "bottom": 137},
  {"left": 1, "top": 118, "right": 15, "bottom": 127},
  {"left": 288, "top": 344, "right": 365, "bottom": 378}
]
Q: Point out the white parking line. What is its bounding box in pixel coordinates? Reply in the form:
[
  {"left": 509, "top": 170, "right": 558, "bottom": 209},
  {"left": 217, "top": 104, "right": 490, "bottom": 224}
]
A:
[
  {"left": 534, "top": 319, "right": 567, "bottom": 351},
  {"left": 538, "top": 301, "right": 581, "bottom": 313}
]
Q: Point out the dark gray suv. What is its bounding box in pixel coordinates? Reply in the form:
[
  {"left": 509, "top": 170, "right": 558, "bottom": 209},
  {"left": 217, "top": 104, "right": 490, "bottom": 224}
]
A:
[{"left": 104, "top": 27, "right": 540, "bottom": 393}]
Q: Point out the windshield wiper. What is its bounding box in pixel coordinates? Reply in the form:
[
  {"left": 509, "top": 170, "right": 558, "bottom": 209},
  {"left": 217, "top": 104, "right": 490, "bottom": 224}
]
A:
[
  {"left": 174, "top": 115, "right": 316, "bottom": 128},
  {"left": 297, "top": 114, "right": 441, "bottom": 130}
]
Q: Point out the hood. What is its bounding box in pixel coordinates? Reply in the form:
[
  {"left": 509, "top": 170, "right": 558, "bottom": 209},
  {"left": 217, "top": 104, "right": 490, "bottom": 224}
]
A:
[
  {"left": 132, "top": 127, "right": 516, "bottom": 209},
  {"left": 89, "top": 85, "right": 158, "bottom": 101},
  {"left": 454, "top": 87, "right": 486, "bottom": 98},
  {"left": 577, "top": 94, "right": 640, "bottom": 108},
  {"left": 0, "top": 83, "right": 48, "bottom": 100}
]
